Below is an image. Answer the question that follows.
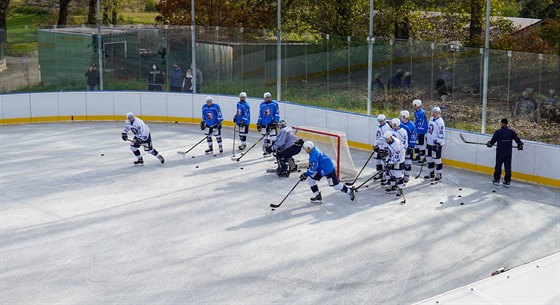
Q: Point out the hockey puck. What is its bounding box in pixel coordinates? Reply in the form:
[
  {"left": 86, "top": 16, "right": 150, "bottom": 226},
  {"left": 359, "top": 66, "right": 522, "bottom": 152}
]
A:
[
  {"left": 458, "top": 195, "right": 462, "bottom": 198},
  {"left": 175, "top": 121, "right": 178, "bottom": 123},
  {"left": 297, "top": 170, "right": 301, "bottom": 172},
  {"left": 460, "top": 202, "right": 464, "bottom": 205},
  {"left": 191, "top": 156, "right": 195, "bottom": 158},
  {"left": 271, "top": 208, "right": 275, "bottom": 211},
  {"left": 492, "top": 190, "right": 496, "bottom": 193},
  {"left": 195, "top": 166, "right": 199, "bottom": 168},
  {"left": 439, "top": 201, "right": 443, "bottom": 204},
  {"left": 365, "top": 185, "right": 369, "bottom": 188},
  {"left": 240, "top": 167, "right": 244, "bottom": 170},
  {"left": 101, "top": 154, "right": 104, "bottom": 156},
  {"left": 459, "top": 188, "right": 462, "bottom": 191}
]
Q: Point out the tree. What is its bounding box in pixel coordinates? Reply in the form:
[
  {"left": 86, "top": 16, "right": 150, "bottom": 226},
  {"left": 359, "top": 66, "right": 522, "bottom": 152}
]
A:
[
  {"left": 87, "top": 0, "right": 96, "bottom": 25},
  {"left": 0, "top": 0, "right": 9, "bottom": 44},
  {"left": 57, "top": 0, "right": 72, "bottom": 26}
]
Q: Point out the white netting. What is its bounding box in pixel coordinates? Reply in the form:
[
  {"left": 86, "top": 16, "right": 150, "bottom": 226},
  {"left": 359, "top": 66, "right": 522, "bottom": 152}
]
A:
[{"left": 293, "top": 126, "right": 358, "bottom": 181}]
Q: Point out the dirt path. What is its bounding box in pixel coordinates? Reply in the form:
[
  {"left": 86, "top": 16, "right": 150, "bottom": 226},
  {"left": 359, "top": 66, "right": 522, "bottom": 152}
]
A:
[{"left": 0, "top": 52, "right": 40, "bottom": 93}]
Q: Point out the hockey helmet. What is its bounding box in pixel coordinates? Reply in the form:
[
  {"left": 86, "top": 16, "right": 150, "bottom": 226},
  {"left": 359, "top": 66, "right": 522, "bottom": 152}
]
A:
[
  {"left": 431, "top": 106, "right": 441, "bottom": 114},
  {"left": 376, "top": 114, "right": 386, "bottom": 122},
  {"left": 239, "top": 92, "right": 247, "bottom": 98},
  {"left": 400, "top": 110, "right": 410, "bottom": 119},
  {"left": 303, "top": 141, "right": 314, "bottom": 151},
  {"left": 391, "top": 118, "right": 401, "bottom": 128},
  {"left": 205, "top": 96, "right": 213, "bottom": 103},
  {"left": 278, "top": 120, "right": 287, "bottom": 128},
  {"left": 126, "top": 112, "right": 134, "bottom": 120},
  {"left": 383, "top": 130, "right": 393, "bottom": 140},
  {"left": 412, "top": 99, "right": 422, "bottom": 107},
  {"left": 264, "top": 92, "right": 272, "bottom": 98}
]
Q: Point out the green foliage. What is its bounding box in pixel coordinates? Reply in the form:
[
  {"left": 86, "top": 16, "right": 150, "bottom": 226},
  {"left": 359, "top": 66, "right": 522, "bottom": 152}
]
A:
[{"left": 144, "top": 0, "right": 157, "bottom": 12}]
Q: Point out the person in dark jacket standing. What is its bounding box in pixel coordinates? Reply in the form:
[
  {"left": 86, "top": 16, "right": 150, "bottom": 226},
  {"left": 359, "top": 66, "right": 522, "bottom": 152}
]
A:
[
  {"left": 85, "top": 63, "right": 100, "bottom": 91},
  {"left": 168, "top": 63, "right": 183, "bottom": 92},
  {"left": 148, "top": 63, "right": 165, "bottom": 91},
  {"left": 487, "top": 118, "right": 524, "bottom": 187}
]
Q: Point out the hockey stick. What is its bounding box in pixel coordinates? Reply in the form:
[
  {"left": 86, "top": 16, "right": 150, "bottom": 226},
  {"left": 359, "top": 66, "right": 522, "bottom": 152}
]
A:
[
  {"left": 233, "top": 130, "right": 271, "bottom": 161},
  {"left": 415, "top": 160, "right": 425, "bottom": 179},
  {"left": 177, "top": 136, "right": 207, "bottom": 155},
  {"left": 460, "top": 134, "right": 518, "bottom": 149},
  {"left": 351, "top": 170, "right": 383, "bottom": 191},
  {"left": 232, "top": 125, "right": 237, "bottom": 158},
  {"left": 270, "top": 179, "right": 302, "bottom": 209},
  {"left": 345, "top": 149, "right": 376, "bottom": 186}
]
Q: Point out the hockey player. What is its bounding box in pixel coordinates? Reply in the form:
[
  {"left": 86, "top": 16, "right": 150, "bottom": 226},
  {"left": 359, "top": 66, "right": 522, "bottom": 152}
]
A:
[
  {"left": 487, "top": 118, "right": 524, "bottom": 187},
  {"left": 413, "top": 99, "right": 428, "bottom": 163},
  {"left": 390, "top": 118, "right": 408, "bottom": 182},
  {"left": 269, "top": 120, "right": 304, "bottom": 177},
  {"left": 374, "top": 114, "right": 392, "bottom": 184},
  {"left": 383, "top": 131, "right": 405, "bottom": 197},
  {"left": 201, "top": 96, "right": 224, "bottom": 154},
  {"left": 299, "top": 141, "right": 355, "bottom": 203},
  {"left": 424, "top": 106, "right": 445, "bottom": 181},
  {"left": 233, "top": 92, "right": 250, "bottom": 151},
  {"left": 257, "top": 92, "right": 280, "bottom": 157},
  {"left": 399, "top": 110, "right": 417, "bottom": 182},
  {"left": 121, "top": 112, "right": 165, "bottom": 165}
]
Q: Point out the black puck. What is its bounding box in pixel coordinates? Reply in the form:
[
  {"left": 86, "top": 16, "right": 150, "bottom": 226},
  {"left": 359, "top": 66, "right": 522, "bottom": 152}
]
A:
[
  {"left": 195, "top": 166, "right": 199, "bottom": 168},
  {"left": 365, "top": 185, "right": 369, "bottom": 188},
  {"left": 460, "top": 202, "right": 464, "bottom": 205},
  {"left": 192, "top": 156, "right": 195, "bottom": 158},
  {"left": 439, "top": 201, "right": 443, "bottom": 204},
  {"left": 101, "top": 154, "right": 104, "bottom": 156},
  {"left": 271, "top": 209, "right": 275, "bottom": 211},
  {"left": 458, "top": 195, "right": 462, "bottom": 198},
  {"left": 459, "top": 188, "right": 462, "bottom": 191},
  {"left": 492, "top": 190, "right": 496, "bottom": 193},
  {"left": 240, "top": 167, "right": 244, "bottom": 170}
]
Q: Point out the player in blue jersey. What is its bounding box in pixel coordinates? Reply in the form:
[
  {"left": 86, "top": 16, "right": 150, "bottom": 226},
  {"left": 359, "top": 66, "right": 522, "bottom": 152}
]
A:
[
  {"left": 201, "top": 96, "right": 224, "bottom": 154},
  {"left": 299, "top": 141, "right": 355, "bottom": 203},
  {"left": 399, "top": 110, "right": 417, "bottom": 182},
  {"left": 374, "top": 114, "right": 392, "bottom": 184},
  {"left": 121, "top": 112, "right": 165, "bottom": 165},
  {"left": 412, "top": 99, "right": 428, "bottom": 163},
  {"left": 233, "top": 92, "right": 250, "bottom": 151},
  {"left": 257, "top": 92, "right": 280, "bottom": 157}
]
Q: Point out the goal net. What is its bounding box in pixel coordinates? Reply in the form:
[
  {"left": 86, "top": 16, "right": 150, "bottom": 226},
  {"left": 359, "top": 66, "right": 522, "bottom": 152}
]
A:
[{"left": 292, "top": 126, "right": 358, "bottom": 181}]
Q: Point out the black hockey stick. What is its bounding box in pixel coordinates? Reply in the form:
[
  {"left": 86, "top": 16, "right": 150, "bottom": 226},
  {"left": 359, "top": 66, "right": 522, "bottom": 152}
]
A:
[
  {"left": 232, "top": 125, "right": 237, "bottom": 158},
  {"left": 345, "top": 149, "right": 376, "bottom": 186},
  {"left": 270, "top": 179, "right": 302, "bottom": 209},
  {"left": 460, "top": 134, "right": 518, "bottom": 149},
  {"left": 351, "top": 170, "right": 383, "bottom": 191},
  {"left": 233, "top": 130, "right": 271, "bottom": 161},
  {"left": 177, "top": 136, "right": 207, "bottom": 155},
  {"left": 415, "top": 160, "right": 425, "bottom": 179}
]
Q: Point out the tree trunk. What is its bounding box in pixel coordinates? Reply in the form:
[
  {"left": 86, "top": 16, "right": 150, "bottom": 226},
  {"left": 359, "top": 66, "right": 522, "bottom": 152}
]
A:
[
  {"left": 87, "top": 0, "right": 96, "bottom": 25},
  {"left": 0, "top": 0, "right": 10, "bottom": 43},
  {"left": 468, "top": 0, "right": 483, "bottom": 46},
  {"left": 57, "top": 0, "right": 72, "bottom": 26}
]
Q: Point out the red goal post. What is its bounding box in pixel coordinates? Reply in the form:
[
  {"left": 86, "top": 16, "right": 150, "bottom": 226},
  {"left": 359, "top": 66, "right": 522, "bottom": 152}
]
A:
[{"left": 292, "top": 126, "right": 358, "bottom": 181}]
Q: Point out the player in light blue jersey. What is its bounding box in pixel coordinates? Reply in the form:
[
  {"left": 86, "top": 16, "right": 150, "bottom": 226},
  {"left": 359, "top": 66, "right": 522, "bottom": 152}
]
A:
[
  {"left": 233, "top": 92, "right": 250, "bottom": 151},
  {"left": 121, "top": 112, "right": 165, "bottom": 165},
  {"left": 201, "top": 96, "right": 224, "bottom": 154},
  {"left": 299, "top": 141, "right": 355, "bottom": 203},
  {"left": 257, "top": 92, "right": 280, "bottom": 157},
  {"left": 413, "top": 99, "right": 428, "bottom": 163},
  {"left": 399, "top": 110, "right": 417, "bottom": 182}
]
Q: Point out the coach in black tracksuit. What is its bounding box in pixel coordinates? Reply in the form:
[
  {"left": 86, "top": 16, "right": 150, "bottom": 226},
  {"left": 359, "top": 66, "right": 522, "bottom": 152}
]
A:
[{"left": 487, "top": 118, "right": 524, "bottom": 187}]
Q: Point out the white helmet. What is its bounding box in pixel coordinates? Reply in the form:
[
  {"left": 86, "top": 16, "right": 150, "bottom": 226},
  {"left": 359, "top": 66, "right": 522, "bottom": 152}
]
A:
[
  {"left": 412, "top": 99, "right": 422, "bottom": 107},
  {"left": 400, "top": 110, "right": 410, "bottom": 119},
  {"left": 126, "top": 112, "right": 134, "bottom": 120},
  {"left": 239, "top": 92, "right": 247, "bottom": 98},
  {"left": 205, "top": 96, "right": 213, "bottom": 102},
  {"left": 431, "top": 106, "right": 441, "bottom": 114},
  {"left": 383, "top": 130, "right": 393, "bottom": 140},
  {"left": 264, "top": 92, "right": 272, "bottom": 98},
  {"left": 303, "top": 141, "right": 314, "bottom": 150},
  {"left": 391, "top": 118, "right": 401, "bottom": 128},
  {"left": 377, "top": 114, "right": 386, "bottom": 122}
]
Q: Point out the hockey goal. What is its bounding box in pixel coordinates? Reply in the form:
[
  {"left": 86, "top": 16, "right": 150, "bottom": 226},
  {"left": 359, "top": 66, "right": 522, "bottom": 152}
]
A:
[{"left": 292, "top": 126, "right": 358, "bottom": 181}]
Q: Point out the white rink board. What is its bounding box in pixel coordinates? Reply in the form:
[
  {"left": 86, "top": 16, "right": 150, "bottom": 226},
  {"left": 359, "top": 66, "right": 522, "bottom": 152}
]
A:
[{"left": 0, "top": 91, "right": 558, "bottom": 184}]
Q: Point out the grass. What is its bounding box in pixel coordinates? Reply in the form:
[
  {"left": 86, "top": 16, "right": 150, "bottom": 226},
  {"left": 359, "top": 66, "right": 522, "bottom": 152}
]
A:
[{"left": 6, "top": 6, "right": 55, "bottom": 56}]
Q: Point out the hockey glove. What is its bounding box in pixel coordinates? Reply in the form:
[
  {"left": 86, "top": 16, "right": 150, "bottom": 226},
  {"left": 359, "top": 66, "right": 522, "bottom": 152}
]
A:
[
  {"left": 121, "top": 133, "right": 128, "bottom": 141},
  {"left": 406, "top": 147, "right": 414, "bottom": 156},
  {"left": 517, "top": 143, "right": 524, "bottom": 151},
  {"left": 200, "top": 121, "right": 207, "bottom": 130},
  {"left": 265, "top": 145, "right": 274, "bottom": 154},
  {"left": 214, "top": 123, "right": 222, "bottom": 130},
  {"left": 233, "top": 116, "right": 237, "bottom": 123},
  {"left": 271, "top": 121, "right": 278, "bottom": 128},
  {"left": 134, "top": 138, "right": 143, "bottom": 145},
  {"left": 257, "top": 123, "right": 262, "bottom": 132},
  {"left": 486, "top": 141, "right": 493, "bottom": 148},
  {"left": 238, "top": 121, "right": 245, "bottom": 127},
  {"left": 299, "top": 172, "right": 307, "bottom": 182}
]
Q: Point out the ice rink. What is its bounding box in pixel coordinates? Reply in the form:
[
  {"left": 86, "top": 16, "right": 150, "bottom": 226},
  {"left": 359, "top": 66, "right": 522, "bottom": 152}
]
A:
[{"left": 1, "top": 121, "right": 559, "bottom": 304}]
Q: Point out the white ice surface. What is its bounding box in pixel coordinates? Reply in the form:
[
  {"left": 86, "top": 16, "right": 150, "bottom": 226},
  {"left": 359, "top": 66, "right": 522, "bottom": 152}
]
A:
[{"left": 1, "top": 122, "right": 559, "bottom": 305}]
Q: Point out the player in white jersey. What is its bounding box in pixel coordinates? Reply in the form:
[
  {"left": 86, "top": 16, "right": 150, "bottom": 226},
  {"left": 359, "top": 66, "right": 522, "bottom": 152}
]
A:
[
  {"left": 383, "top": 131, "right": 405, "bottom": 197},
  {"left": 424, "top": 107, "right": 445, "bottom": 181},
  {"left": 121, "top": 112, "right": 165, "bottom": 165},
  {"left": 374, "top": 114, "right": 392, "bottom": 184}
]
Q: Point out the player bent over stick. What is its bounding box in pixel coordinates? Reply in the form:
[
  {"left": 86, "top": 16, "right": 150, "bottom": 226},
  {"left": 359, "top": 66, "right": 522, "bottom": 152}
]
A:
[
  {"left": 299, "top": 141, "right": 355, "bottom": 203},
  {"left": 382, "top": 131, "right": 405, "bottom": 198},
  {"left": 268, "top": 120, "right": 303, "bottom": 177},
  {"left": 121, "top": 112, "right": 165, "bottom": 165},
  {"left": 201, "top": 96, "right": 224, "bottom": 155}
]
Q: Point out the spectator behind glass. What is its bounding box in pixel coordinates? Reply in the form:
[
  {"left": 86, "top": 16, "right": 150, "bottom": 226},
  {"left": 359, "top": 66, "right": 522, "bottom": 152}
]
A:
[
  {"left": 85, "top": 63, "right": 100, "bottom": 91},
  {"left": 185, "top": 63, "right": 203, "bottom": 93},
  {"left": 169, "top": 63, "right": 183, "bottom": 92},
  {"left": 148, "top": 63, "right": 165, "bottom": 91}
]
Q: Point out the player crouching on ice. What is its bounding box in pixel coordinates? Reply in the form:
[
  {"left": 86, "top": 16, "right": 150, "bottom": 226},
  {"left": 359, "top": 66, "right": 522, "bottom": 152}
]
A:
[
  {"left": 382, "top": 131, "right": 405, "bottom": 197},
  {"left": 121, "top": 112, "right": 165, "bottom": 165},
  {"left": 267, "top": 120, "right": 303, "bottom": 177},
  {"left": 299, "top": 141, "right": 355, "bottom": 203}
]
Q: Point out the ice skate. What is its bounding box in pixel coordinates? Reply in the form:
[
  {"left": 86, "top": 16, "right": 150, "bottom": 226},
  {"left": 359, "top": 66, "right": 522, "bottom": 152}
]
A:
[
  {"left": 396, "top": 188, "right": 403, "bottom": 197},
  {"left": 385, "top": 186, "right": 397, "bottom": 194},
  {"left": 134, "top": 157, "right": 144, "bottom": 165},
  {"left": 424, "top": 172, "right": 435, "bottom": 180},
  {"left": 310, "top": 193, "right": 322, "bottom": 203},
  {"left": 219, "top": 147, "right": 223, "bottom": 154},
  {"left": 238, "top": 143, "right": 246, "bottom": 151},
  {"left": 205, "top": 147, "right": 213, "bottom": 155},
  {"left": 403, "top": 175, "right": 410, "bottom": 183},
  {"left": 492, "top": 179, "right": 500, "bottom": 185},
  {"left": 157, "top": 155, "right": 165, "bottom": 164},
  {"left": 349, "top": 189, "right": 355, "bottom": 201},
  {"left": 434, "top": 173, "right": 442, "bottom": 182},
  {"left": 503, "top": 181, "right": 510, "bottom": 188}
]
